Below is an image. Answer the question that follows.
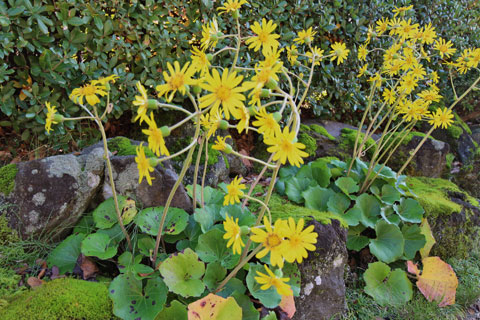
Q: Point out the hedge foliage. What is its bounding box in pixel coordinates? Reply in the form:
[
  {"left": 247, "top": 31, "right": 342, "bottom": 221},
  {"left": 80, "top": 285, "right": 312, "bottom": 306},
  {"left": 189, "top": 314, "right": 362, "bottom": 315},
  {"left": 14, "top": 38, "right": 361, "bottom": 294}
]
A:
[{"left": 1, "top": 0, "right": 479, "bottom": 146}]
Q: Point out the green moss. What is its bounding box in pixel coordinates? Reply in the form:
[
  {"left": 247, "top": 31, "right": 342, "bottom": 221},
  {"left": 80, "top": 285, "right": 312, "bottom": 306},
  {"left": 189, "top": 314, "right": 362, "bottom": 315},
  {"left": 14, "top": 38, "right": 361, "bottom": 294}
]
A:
[
  {"left": 107, "top": 136, "right": 155, "bottom": 157},
  {"left": 309, "top": 124, "right": 335, "bottom": 141},
  {"left": 267, "top": 194, "right": 348, "bottom": 228},
  {"left": 445, "top": 153, "right": 455, "bottom": 169},
  {"left": 454, "top": 113, "right": 472, "bottom": 135},
  {"left": 298, "top": 132, "right": 317, "bottom": 157},
  {"left": 339, "top": 128, "right": 377, "bottom": 159},
  {"left": 0, "top": 278, "right": 117, "bottom": 320},
  {"left": 0, "top": 215, "right": 19, "bottom": 247},
  {"left": 0, "top": 267, "right": 23, "bottom": 299},
  {"left": 299, "top": 124, "right": 311, "bottom": 132},
  {"left": 0, "top": 164, "right": 18, "bottom": 196},
  {"left": 447, "top": 124, "right": 463, "bottom": 139}
]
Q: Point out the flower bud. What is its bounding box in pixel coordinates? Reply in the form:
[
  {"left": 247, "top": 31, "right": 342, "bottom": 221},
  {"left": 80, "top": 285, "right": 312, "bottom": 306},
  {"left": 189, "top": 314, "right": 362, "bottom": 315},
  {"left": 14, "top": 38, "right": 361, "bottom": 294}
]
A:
[
  {"left": 266, "top": 78, "right": 278, "bottom": 90},
  {"left": 193, "top": 85, "right": 202, "bottom": 95},
  {"left": 304, "top": 37, "right": 311, "bottom": 45},
  {"left": 147, "top": 99, "right": 158, "bottom": 109},
  {"left": 218, "top": 119, "right": 229, "bottom": 130},
  {"left": 240, "top": 225, "right": 249, "bottom": 235},
  {"left": 206, "top": 53, "right": 214, "bottom": 62},
  {"left": 53, "top": 114, "right": 64, "bottom": 122},
  {"left": 148, "top": 157, "right": 158, "bottom": 167},
  {"left": 273, "top": 268, "right": 283, "bottom": 278},
  {"left": 160, "top": 126, "right": 171, "bottom": 137},
  {"left": 210, "top": 33, "right": 219, "bottom": 42},
  {"left": 248, "top": 106, "right": 257, "bottom": 116},
  {"left": 232, "top": 10, "right": 240, "bottom": 19},
  {"left": 260, "top": 88, "right": 271, "bottom": 98},
  {"left": 273, "top": 112, "right": 282, "bottom": 123},
  {"left": 224, "top": 144, "right": 233, "bottom": 154}
]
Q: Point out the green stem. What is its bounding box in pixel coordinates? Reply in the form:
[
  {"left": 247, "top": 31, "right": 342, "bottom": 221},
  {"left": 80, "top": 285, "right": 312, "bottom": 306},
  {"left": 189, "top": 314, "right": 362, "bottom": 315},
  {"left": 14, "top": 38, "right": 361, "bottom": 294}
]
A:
[
  {"left": 192, "top": 135, "right": 205, "bottom": 210},
  {"left": 230, "top": 150, "right": 276, "bottom": 168},
  {"left": 244, "top": 194, "right": 272, "bottom": 221},
  {"left": 232, "top": 17, "right": 241, "bottom": 69}
]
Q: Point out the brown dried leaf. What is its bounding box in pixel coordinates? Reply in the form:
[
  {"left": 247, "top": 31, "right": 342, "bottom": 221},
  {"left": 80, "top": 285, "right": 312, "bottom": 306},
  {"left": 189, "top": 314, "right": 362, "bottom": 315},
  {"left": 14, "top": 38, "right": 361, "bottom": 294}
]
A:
[
  {"left": 27, "top": 277, "right": 44, "bottom": 288},
  {"left": 80, "top": 254, "right": 99, "bottom": 280}
]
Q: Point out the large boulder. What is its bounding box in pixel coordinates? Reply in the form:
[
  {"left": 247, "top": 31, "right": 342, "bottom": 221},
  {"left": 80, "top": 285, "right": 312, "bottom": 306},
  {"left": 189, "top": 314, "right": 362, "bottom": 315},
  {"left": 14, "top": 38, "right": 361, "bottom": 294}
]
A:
[
  {"left": 0, "top": 147, "right": 105, "bottom": 239},
  {"left": 295, "top": 219, "right": 348, "bottom": 319}
]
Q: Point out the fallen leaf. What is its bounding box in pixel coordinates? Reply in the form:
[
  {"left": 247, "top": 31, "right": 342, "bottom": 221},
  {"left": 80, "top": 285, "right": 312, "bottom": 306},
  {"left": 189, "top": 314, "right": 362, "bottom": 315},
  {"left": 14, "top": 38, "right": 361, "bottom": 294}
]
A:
[
  {"left": 79, "top": 254, "right": 99, "bottom": 280},
  {"left": 279, "top": 295, "right": 296, "bottom": 318},
  {"left": 407, "top": 256, "right": 458, "bottom": 307},
  {"left": 27, "top": 277, "right": 44, "bottom": 288},
  {"left": 239, "top": 149, "right": 252, "bottom": 167},
  {"left": 50, "top": 266, "right": 62, "bottom": 280},
  {"left": 188, "top": 293, "right": 242, "bottom": 320}
]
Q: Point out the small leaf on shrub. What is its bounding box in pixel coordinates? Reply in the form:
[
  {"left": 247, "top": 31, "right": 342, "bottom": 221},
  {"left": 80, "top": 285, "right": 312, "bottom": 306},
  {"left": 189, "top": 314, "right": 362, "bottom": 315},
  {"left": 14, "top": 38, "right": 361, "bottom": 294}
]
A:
[
  {"left": 47, "top": 233, "right": 85, "bottom": 274},
  {"left": 92, "top": 196, "right": 127, "bottom": 229},
  {"left": 369, "top": 220, "right": 404, "bottom": 263},
  {"left": 419, "top": 218, "right": 436, "bottom": 259},
  {"left": 364, "top": 261, "right": 413, "bottom": 306},
  {"left": 393, "top": 198, "right": 424, "bottom": 223},
  {"left": 335, "top": 177, "right": 359, "bottom": 195},
  {"left": 246, "top": 263, "right": 281, "bottom": 308},
  {"left": 302, "top": 185, "right": 336, "bottom": 212},
  {"left": 196, "top": 228, "right": 240, "bottom": 269},
  {"left": 135, "top": 206, "right": 189, "bottom": 236},
  {"left": 188, "top": 293, "right": 242, "bottom": 320},
  {"left": 155, "top": 300, "right": 188, "bottom": 320},
  {"left": 407, "top": 257, "right": 458, "bottom": 307},
  {"left": 81, "top": 233, "right": 118, "bottom": 259},
  {"left": 402, "top": 225, "right": 426, "bottom": 260},
  {"left": 109, "top": 273, "right": 167, "bottom": 320},
  {"left": 159, "top": 248, "right": 205, "bottom": 297}
]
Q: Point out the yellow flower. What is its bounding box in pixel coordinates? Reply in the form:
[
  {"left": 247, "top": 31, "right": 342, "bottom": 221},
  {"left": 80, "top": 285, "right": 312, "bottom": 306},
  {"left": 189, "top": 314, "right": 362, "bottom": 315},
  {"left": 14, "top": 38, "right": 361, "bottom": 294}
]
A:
[
  {"left": 306, "top": 46, "right": 324, "bottom": 66},
  {"left": 135, "top": 143, "right": 155, "bottom": 186},
  {"left": 401, "top": 99, "right": 427, "bottom": 122},
  {"left": 418, "top": 88, "right": 442, "bottom": 106},
  {"left": 430, "top": 71, "right": 439, "bottom": 84},
  {"left": 368, "top": 72, "right": 382, "bottom": 88},
  {"left": 133, "top": 81, "right": 151, "bottom": 124},
  {"left": 294, "top": 27, "right": 316, "bottom": 44},
  {"left": 70, "top": 82, "right": 108, "bottom": 106},
  {"left": 199, "top": 68, "right": 246, "bottom": 120},
  {"left": 261, "top": 47, "right": 283, "bottom": 68},
  {"left": 282, "top": 218, "right": 317, "bottom": 263},
  {"left": 231, "top": 105, "right": 250, "bottom": 133},
  {"left": 420, "top": 23, "right": 437, "bottom": 44},
  {"left": 252, "top": 107, "right": 281, "bottom": 137},
  {"left": 358, "top": 44, "right": 368, "bottom": 61},
  {"left": 467, "top": 48, "right": 480, "bottom": 68},
  {"left": 45, "top": 102, "right": 58, "bottom": 133},
  {"left": 201, "top": 20, "right": 219, "bottom": 49},
  {"left": 388, "top": 17, "right": 402, "bottom": 35},
  {"left": 392, "top": 5, "right": 413, "bottom": 17},
  {"left": 217, "top": 0, "right": 248, "bottom": 14},
  {"left": 384, "top": 59, "right": 403, "bottom": 76},
  {"left": 190, "top": 47, "right": 210, "bottom": 76},
  {"left": 399, "top": 72, "right": 418, "bottom": 94},
  {"left": 375, "top": 18, "right": 389, "bottom": 35},
  {"left": 198, "top": 110, "right": 222, "bottom": 138},
  {"left": 411, "top": 64, "right": 426, "bottom": 80},
  {"left": 286, "top": 44, "right": 298, "bottom": 65},
  {"left": 212, "top": 135, "right": 232, "bottom": 153},
  {"left": 250, "top": 217, "right": 288, "bottom": 268},
  {"left": 455, "top": 49, "right": 471, "bottom": 74},
  {"left": 245, "top": 19, "right": 280, "bottom": 54},
  {"left": 156, "top": 61, "right": 196, "bottom": 102},
  {"left": 434, "top": 38, "right": 456, "bottom": 59},
  {"left": 358, "top": 64, "right": 368, "bottom": 78},
  {"left": 396, "top": 19, "right": 419, "bottom": 40},
  {"left": 265, "top": 126, "right": 309, "bottom": 167},
  {"left": 428, "top": 108, "right": 454, "bottom": 129},
  {"left": 255, "top": 265, "right": 292, "bottom": 296},
  {"left": 92, "top": 74, "right": 119, "bottom": 86},
  {"left": 400, "top": 49, "right": 418, "bottom": 71},
  {"left": 330, "top": 42, "right": 350, "bottom": 65},
  {"left": 382, "top": 88, "right": 396, "bottom": 105},
  {"left": 224, "top": 175, "right": 246, "bottom": 206},
  {"left": 223, "top": 214, "right": 244, "bottom": 255},
  {"left": 142, "top": 113, "right": 169, "bottom": 157}
]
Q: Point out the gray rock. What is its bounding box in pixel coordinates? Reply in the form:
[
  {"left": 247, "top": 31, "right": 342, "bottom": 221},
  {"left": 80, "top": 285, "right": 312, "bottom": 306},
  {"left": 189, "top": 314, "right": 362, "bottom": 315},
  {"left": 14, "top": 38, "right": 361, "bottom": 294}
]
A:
[
  {"left": 457, "top": 133, "right": 477, "bottom": 164},
  {"left": 103, "top": 155, "right": 192, "bottom": 212},
  {"left": 2, "top": 147, "right": 105, "bottom": 239},
  {"left": 182, "top": 155, "right": 229, "bottom": 188},
  {"left": 295, "top": 219, "right": 347, "bottom": 320},
  {"left": 401, "top": 135, "right": 450, "bottom": 178}
]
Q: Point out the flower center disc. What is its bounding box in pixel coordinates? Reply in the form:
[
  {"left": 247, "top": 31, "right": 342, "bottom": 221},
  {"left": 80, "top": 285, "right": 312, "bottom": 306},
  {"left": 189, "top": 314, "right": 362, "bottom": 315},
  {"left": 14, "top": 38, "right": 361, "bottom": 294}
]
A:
[{"left": 216, "top": 85, "right": 231, "bottom": 101}]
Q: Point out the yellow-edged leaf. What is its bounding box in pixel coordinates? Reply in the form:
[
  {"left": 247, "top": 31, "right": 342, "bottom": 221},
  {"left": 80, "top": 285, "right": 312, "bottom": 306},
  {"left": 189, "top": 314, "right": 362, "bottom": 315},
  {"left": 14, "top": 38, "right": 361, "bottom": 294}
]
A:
[
  {"left": 419, "top": 218, "right": 436, "bottom": 259},
  {"left": 188, "top": 293, "right": 242, "bottom": 320}
]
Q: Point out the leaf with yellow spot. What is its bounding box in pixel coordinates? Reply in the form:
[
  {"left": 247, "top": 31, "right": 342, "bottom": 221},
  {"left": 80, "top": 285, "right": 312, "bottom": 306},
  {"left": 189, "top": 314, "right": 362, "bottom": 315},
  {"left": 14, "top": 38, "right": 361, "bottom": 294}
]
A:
[
  {"left": 407, "top": 257, "right": 458, "bottom": 307},
  {"left": 419, "top": 218, "right": 436, "bottom": 259},
  {"left": 187, "top": 293, "right": 242, "bottom": 320}
]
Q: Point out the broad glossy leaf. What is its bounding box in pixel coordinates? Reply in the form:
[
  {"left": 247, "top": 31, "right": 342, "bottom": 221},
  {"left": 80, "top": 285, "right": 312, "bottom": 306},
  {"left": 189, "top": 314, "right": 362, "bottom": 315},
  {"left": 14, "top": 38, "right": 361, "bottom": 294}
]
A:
[
  {"left": 402, "top": 225, "right": 426, "bottom": 260},
  {"left": 356, "top": 193, "right": 381, "bottom": 228},
  {"left": 302, "top": 185, "right": 336, "bottom": 212},
  {"left": 159, "top": 248, "right": 205, "bottom": 298},
  {"left": 231, "top": 292, "right": 260, "bottom": 320},
  {"left": 285, "top": 177, "right": 315, "bottom": 203},
  {"left": 81, "top": 232, "right": 117, "bottom": 259},
  {"left": 369, "top": 220, "right": 404, "bottom": 263},
  {"left": 195, "top": 228, "right": 240, "bottom": 269},
  {"left": 204, "top": 262, "right": 227, "bottom": 290},
  {"left": 155, "top": 300, "right": 187, "bottom": 320},
  {"left": 335, "top": 177, "right": 359, "bottom": 195},
  {"left": 93, "top": 196, "right": 127, "bottom": 229},
  {"left": 135, "top": 206, "right": 189, "bottom": 236},
  {"left": 296, "top": 161, "right": 331, "bottom": 187},
  {"left": 327, "top": 192, "right": 351, "bottom": 214},
  {"left": 47, "top": 233, "right": 85, "bottom": 274},
  {"left": 364, "top": 261, "right": 413, "bottom": 306},
  {"left": 194, "top": 204, "right": 221, "bottom": 233},
  {"left": 380, "top": 184, "right": 401, "bottom": 205},
  {"left": 393, "top": 198, "right": 424, "bottom": 223},
  {"left": 109, "top": 273, "right": 167, "bottom": 320},
  {"left": 343, "top": 206, "right": 362, "bottom": 226}
]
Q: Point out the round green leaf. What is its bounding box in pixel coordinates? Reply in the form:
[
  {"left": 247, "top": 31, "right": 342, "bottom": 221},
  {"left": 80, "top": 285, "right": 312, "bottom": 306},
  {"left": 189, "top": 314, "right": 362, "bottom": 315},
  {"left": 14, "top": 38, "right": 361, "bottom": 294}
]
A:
[
  {"left": 302, "top": 185, "right": 336, "bottom": 212},
  {"left": 343, "top": 207, "right": 362, "bottom": 226},
  {"left": 135, "top": 206, "right": 189, "bottom": 236},
  {"left": 364, "top": 261, "right": 413, "bottom": 306},
  {"left": 155, "top": 300, "right": 188, "bottom": 320},
  {"left": 47, "top": 233, "right": 85, "bottom": 274},
  {"left": 380, "top": 206, "right": 401, "bottom": 225},
  {"left": 220, "top": 204, "right": 256, "bottom": 227},
  {"left": 194, "top": 204, "right": 221, "bottom": 233},
  {"left": 356, "top": 193, "right": 381, "bottom": 228},
  {"left": 109, "top": 273, "right": 168, "bottom": 320},
  {"left": 327, "top": 192, "right": 351, "bottom": 214},
  {"left": 369, "top": 220, "right": 404, "bottom": 263},
  {"left": 335, "top": 177, "right": 359, "bottom": 195},
  {"left": 81, "top": 232, "right": 117, "bottom": 259},
  {"left": 380, "top": 184, "right": 401, "bottom": 205},
  {"left": 204, "top": 262, "right": 227, "bottom": 291},
  {"left": 159, "top": 248, "right": 205, "bottom": 298},
  {"left": 285, "top": 177, "right": 315, "bottom": 203},
  {"left": 232, "top": 292, "right": 260, "bottom": 320},
  {"left": 93, "top": 196, "right": 127, "bottom": 229},
  {"left": 402, "top": 224, "right": 426, "bottom": 260},
  {"left": 393, "top": 198, "right": 424, "bottom": 223},
  {"left": 195, "top": 228, "right": 240, "bottom": 269},
  {"left": 246, "top": 263, "right": 281, "bottom": 309},
  {"left": 296, "top": 161, "right": 331, "bottom": 187}
]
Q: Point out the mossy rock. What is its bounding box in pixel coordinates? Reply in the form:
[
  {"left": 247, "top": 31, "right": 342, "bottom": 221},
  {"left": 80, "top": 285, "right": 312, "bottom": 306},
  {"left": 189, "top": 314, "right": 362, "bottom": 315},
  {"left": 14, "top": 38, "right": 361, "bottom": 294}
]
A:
[
  {"left": 107, "top": 136, "right": 155, "bottom": 157},
  {"left": 309, "top": 124, "right": 335, "bottom": 141},
  {"left": 0, "top": 278, "right": 118, "bottom": 320},
  {"left": 338, "top": 128, "right": 377, "bottom": 159},
  {"left": 298, "top": 131, "right": 317, "bottom": 158},
  {"left": 406, "top": 177, "right": 480, "bottom": 259},
  {"left": 0, "top": 164, "right": 18, "bottom": 196}
]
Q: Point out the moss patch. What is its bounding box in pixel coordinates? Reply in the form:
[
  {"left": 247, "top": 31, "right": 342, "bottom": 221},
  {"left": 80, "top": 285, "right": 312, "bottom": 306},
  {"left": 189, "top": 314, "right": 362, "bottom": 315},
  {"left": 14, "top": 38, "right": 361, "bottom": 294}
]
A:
[
  {"left": 0, "top": 267, "right": 23, "bottom": 299},
  {"left": 447, "top": 124, "right": 463, "bottom": 139},
  {"left": 0, "top": 215, "right": 19, "bottom": 247},
  {"left": 445, "top": 153, "right": 455, "bottom": 169},
  {"left": 339, "top": 128, "right": 377, "bottom": 159},
  {"left": 0, "top": 278, "right": 117, "bottom": 320},
  {"left": 298, "top": 132, "right": 317, "bottom": 157},
  {"left": 0, "top": 164, "right": 18, "bottom": 196},
  {"left": 309, "top": 124, "right": 335, "bottom": 141},
  {"left": 454, "top": 113, "right": 472, "bottom": 135},
  {"left": 107, "top": 136, "right": 155, "bottom": 157}
]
